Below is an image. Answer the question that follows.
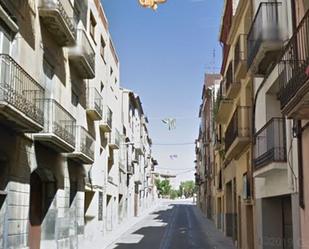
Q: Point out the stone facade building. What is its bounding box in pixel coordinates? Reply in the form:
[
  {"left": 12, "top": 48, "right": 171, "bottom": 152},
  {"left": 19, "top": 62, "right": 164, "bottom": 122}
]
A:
[
  {"left": 0, "top": 1, "right": 158, "bottom": 249},
  {"left": 196, "top": 0, "right": 309, "bottom": 249}
]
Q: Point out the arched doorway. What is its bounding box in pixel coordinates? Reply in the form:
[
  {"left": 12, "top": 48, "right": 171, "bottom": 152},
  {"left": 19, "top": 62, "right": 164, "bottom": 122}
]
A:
[{"left": 29, "top": 169, "right": 56, "bottom": 249}]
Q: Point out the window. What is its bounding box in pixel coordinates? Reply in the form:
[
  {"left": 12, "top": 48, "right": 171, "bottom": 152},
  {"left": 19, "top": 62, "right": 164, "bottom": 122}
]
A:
[
  {"left": 72, "top": 89, "right": 79, "bottom": 106},
  {"left": 98, "top": 192, "right": 103, "bottom": 221},
  {"left": 100, "top": 81, "right": 104, "bottom": 92},
  {"left": 110, "top": 67, "right": 113, "bottom": 76},
  {"left": 89, "top": 11, "right": 96, "bottom": 42},
  {"left": 100, "top": 36, "right": 106, "bottom": 61},
  {"left": 115, "top": 78, "right": 117, "bottom": 85}
]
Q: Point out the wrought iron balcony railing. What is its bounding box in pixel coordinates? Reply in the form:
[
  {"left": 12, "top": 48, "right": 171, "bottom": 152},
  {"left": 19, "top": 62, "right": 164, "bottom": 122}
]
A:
[
  {"left": 0, "top": 54, "right": 45, "bottom": 131},
  {"left": 278, "top": 9, "right": 309, "bottom": 115},
  {"left": 108, "top": 176, "right": 114, "bottom": 184},
  {"left": 100, "top": 106, "right": 112, "bottom": 132},
  {"left": 247, "top": 2, "right": 285, "bottom": 73},
  {"left": 86, "top": 87, "right": 102, "bottom": 120},
  {"left": 234, "top": 34, "right": 247, "bottom": 71},
  {"left": 35, "top": 99, "right": 76, "bottom": 152},
  {"left": 225, "top": 106, "right": 251, "bottom": 154},
  {"left": 109, "top": 129, "right": 120, "bottom": 150},
  {"left": 69, "top": 126, "right": 95, "bottom": 164},
  {"left": 224, "top": 61, "right": 240, "bottom": 99},
  {"left": 69, "top": 29, "right": 95, "bottom": 78},
  {"left": 215, "top": 80, "right": 234, "bottom": 124},
  {"left": 39, "top": 0, "right": 76, "bottom": 46},
  {"left": 254, "top": 118, "right": 286, "bottom": 170}
]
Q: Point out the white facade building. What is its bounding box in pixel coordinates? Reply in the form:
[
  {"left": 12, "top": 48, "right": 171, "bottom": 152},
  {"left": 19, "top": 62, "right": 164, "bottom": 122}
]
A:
[{"left": 0, "top": 1, "right": 157, "bottom": 249}]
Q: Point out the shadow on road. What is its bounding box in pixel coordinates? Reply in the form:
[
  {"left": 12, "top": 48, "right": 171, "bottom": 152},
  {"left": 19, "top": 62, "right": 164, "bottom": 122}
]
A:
[{"left": 110, "top": 204, "right": 179, "bottom": 249}]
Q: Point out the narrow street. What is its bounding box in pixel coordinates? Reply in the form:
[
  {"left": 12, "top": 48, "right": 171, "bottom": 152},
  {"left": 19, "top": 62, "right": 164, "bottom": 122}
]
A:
[{"left": 107, "top": 200, "right": 235, "bottom": 249}]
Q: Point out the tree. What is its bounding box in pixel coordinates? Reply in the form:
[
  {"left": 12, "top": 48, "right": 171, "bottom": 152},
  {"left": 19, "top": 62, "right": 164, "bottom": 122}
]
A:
[
  {"left": 169, "top": 189, "right": 179, "bottom": 200},
  {"left": 155, "top": 179, "right": 172, "bottom": 197},
  {"left": 179, "top": 180, "right": 196, "bottom": 198}
]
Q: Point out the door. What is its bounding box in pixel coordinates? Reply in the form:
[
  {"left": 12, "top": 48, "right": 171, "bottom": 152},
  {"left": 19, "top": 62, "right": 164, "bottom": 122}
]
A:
[
  {"left": 0, "top": 155, "right": 8, "bottom": 249},
  {"left": 29, "top": 172, "right": 43, "bottom": 249},
  {"left": 0, "top": 29, "right": 12, "bottom": 100},
  {"left": 282, "top": 197, "right": 293, "bottom": 249},
  {"left": 106, "top": 195, "right": 112, "bottom": 231}
]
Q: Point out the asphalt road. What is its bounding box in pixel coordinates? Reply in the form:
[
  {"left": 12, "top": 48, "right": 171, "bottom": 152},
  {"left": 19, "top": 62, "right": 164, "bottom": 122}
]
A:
[{"left": 107, "top": 200, "right": 235, "bottom": 249}]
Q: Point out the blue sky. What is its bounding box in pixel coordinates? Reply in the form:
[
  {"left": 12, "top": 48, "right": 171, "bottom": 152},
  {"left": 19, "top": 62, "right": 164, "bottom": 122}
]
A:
[{"left": 102, "top": 0, "right": 223, "bottom": 186}]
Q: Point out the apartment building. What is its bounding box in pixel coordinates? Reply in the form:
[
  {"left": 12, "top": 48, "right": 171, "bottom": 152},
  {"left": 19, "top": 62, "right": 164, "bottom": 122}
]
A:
[
  {"left": 276, "top": 1, "right": 309, "bottom": 248},
  {"left": 196, "top": 0, "right": 309, "bottom": 249},
  {"left": 252, "top": 1, "right": 308, "bottom": 248},
  {"left": 0, "top": 1, "right": 157, "bottom": 249},
  {"left": 216, "top": 1, "right": 255, "bottom": 248},
  {"left": 195, "top": 74, "right": 221, "bottom": 219}
]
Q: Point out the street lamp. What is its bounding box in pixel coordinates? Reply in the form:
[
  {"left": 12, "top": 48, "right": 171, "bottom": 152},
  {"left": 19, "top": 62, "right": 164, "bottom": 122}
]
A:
[{"left": 138, "top": 0, "right": 167, "bottom": 10}]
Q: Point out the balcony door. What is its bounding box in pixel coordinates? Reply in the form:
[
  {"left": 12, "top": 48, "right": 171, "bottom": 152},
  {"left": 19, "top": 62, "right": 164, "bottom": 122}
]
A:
[
  {"left": 0, "top": 28, "right": 11, "bottom": 55},
  {"left": 0, "top": 29, "right": 12, "bottom": 93}
]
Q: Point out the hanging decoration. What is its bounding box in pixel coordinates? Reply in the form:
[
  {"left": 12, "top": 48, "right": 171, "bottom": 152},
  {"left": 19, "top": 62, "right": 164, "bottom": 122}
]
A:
[{"left": 162, "top": 118, "right": 176, "bottom": 130}]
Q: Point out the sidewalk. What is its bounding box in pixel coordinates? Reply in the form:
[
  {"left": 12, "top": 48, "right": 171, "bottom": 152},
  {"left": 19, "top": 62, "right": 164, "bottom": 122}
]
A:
[
  {"left": 102, "top": 202, "right": 161, "bottom": 249},
  {"left": 193, "top": 206, "right": 236, "bottom": 249}
]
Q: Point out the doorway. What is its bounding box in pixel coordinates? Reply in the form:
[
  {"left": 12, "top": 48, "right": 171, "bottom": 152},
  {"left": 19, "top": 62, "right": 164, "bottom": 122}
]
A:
[
  {"left": 29, "top": 172, "right": 43, "bottom": 249},
  {"left": 29, "top": 169, "right": 56, "bottom": 249}
]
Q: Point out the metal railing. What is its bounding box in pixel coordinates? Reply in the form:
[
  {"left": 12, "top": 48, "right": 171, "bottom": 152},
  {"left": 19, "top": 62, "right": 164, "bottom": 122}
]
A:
[
  {"left": 225, "top": 61, "right": 233, "bottom": 93},
  {"left": 39, "top": 0, "right": 76, "bottom": 38},
  {"left": 103, "top": 106, "right": 113, "bottom": 128},
  {"left": 75, "top": 29, "right": 95, "bottom": 71},
  {"left": 278, "top": 9, "right": 309, "bottom": 108},
  {"left": 0, "top": 54, "right": 45, "bottom": 126},
  {"left": 87, "top": 87, "right": 102, "bottom": 116},
  {"left": 41, "top": 99, "right": 76, "bottom": 147},
  {"left": 108, "top": 176, "right": 113, "bottom": 184},
  {"left": 247, "top": 2, "right": 283, "bottom": 69},
  {"left": 254, "top": 118, "right": 286, "bottom": 169},
  {"left": 234, "top": 34, "right": 247, "bottom": 70},
  {"left": 114, "top": 129, "right": 120, "bottom": 147},
  {"left": 225, "top": 106, "right": 251, "bottom": 152},
  {"left": 76, "top": 126, "right": 95, "bottom": 161},
  {"left": 109, "top": 128, "right": 120, "bottom": 148}
]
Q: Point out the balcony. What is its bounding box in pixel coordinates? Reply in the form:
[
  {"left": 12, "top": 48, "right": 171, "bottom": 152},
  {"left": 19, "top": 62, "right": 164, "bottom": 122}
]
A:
[
  {"left": 0, "top": 54, "right": 45, "bottom": 132},
  {"left": 127, "top": 164, "right": 134, "bottom": 175},
  {"left": 134, "top": 139, "right": 144, "bottom": 155},
  {"left": 234, "top": 34, "right": 247, "bottom": 81},
  {"left": 119, "top": 162, "right": 126, "bottom": 173},
  {"left": 86, "top": 87, "right": 102, "bottom": 121},
  {"left": 225, "top": 106, "right": 251, "bottom": 160},
  {"left": 214, "top": 136, "right": 223, "bottom": 151},
  {"left": 34, "top": 99, "right": 76, "bottom": 152},
  {"left": 100, "top": 106, "right": 112, "bottom": 133},
  {"left": 108, "top": 129, "right": 120, "bottom": 150},
  {"left": 68, "top": 29, "right": 95, "bottom": 79},
  {"left": 38, "top": 0, "right": 76, "bottom": 46},
  {"left": 215, "top": 82, "right": 234, "bottom": 124},
  {"left": 254, "top": 118, "right": 287, "bottom": 177},
  {"left": 0, "top": 1, "right": 18, "bottom": 33},
  {"left": 278, "top": 10, "right": 309, "bottom": 119},
  {"left": 225, "top": 61, "right": 240, "bottom": 99},
  {"left": 247, "top": 2, "right": 286, "bottom": 75},
  {"left": 68, "top": 126, "right": 95, "bottom": 164}
]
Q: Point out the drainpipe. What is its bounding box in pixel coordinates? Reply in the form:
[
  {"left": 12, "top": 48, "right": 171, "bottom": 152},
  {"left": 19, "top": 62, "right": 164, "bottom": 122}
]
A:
[{"left": 296, "top": 120, "right": 304, "bottom": 209}]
